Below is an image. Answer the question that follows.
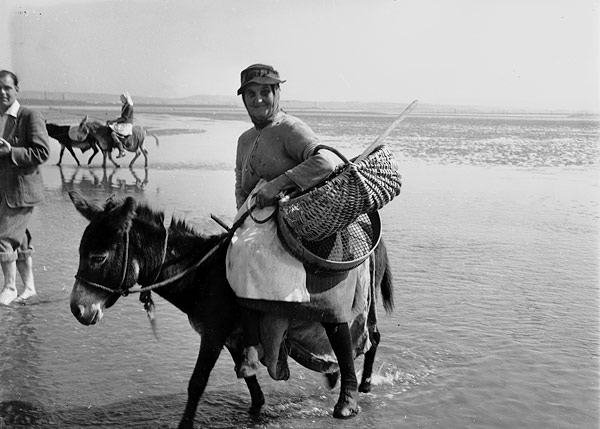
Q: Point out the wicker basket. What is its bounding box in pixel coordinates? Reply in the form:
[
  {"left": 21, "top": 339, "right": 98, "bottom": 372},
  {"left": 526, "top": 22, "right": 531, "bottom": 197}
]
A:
[
  {"left": 276, "top": 210, "right": 381, "bottom": 273},
  {"left": 278, "top": 144, "right": 401, "bottom": 242}
]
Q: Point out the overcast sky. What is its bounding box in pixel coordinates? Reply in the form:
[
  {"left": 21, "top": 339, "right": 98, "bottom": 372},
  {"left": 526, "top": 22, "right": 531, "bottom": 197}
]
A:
[{"left": 1, "top": 0, "right": 599, "bottom": 111}]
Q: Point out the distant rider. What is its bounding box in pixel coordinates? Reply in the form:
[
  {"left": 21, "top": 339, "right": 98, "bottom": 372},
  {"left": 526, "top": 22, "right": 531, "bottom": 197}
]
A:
[{"left": 107, "top": 91, "right": 133, "bottom": 158}]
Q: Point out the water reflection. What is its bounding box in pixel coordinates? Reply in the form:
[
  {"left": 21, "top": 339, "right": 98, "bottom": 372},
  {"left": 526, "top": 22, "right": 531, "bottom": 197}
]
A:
[
  {"left": 58, "top": 166, "right": 149, "bottom": 196},
  {"left": 0, "top": 306, "right": 44, "bottom": 427}
]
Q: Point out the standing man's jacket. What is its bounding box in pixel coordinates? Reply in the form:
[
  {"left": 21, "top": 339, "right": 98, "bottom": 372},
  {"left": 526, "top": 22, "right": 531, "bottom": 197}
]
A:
[{"left": 0, "top": 106, "right": 50, "bottom": 207}]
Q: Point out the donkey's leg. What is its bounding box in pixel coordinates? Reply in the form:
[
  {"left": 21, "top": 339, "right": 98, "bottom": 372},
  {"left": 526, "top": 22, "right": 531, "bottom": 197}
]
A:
[
  {"left": 66, "top": 145, "right": 81, "bottom": 166},
  {"left": 141, "top": 145, "right": 149, "bottom": 168},
  {"left": 178, "top": 336, "right": 227, "bottom": 429},
  {"left": 129, "top": 152, "right": 139, "bottom": 168},
  {"left": 325, "top": 371, "right": 340, "bottom": 389},
  {"left": 57, "top": 145, "right": 65, "bottom": 165},
  {"left": 360, "top": 267, "right": 381, "bottom": 393},
  {"left": 106, "top": 151, "right": 120, "bottom": 168},
  {"left": 87, "top": 146, "right": 99, "bottom": 165},
  {"left": 226, "top": 345, "right": 265, "bottom": 414},
  {"left": 359, "top": 326, "right": 380, "bottom": 393},
  {"left": 322, "top": 322, "right": 359, "bottom": 419}
]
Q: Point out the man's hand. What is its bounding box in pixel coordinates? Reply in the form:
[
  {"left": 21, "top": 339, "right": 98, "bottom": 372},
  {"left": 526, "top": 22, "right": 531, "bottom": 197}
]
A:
[{"left": 0, "top": 138, "right": 11, "bottom": 157}]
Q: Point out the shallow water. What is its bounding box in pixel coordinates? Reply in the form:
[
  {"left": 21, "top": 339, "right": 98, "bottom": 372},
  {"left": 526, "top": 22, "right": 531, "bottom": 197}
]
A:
[{"left": 0, "top": 110, "right": 598, "bottom": 428}]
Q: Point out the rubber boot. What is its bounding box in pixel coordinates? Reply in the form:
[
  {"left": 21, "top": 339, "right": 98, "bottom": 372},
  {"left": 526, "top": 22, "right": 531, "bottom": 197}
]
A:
[{"left": 322, "top": 322, "right": 359, "bottom": 419}]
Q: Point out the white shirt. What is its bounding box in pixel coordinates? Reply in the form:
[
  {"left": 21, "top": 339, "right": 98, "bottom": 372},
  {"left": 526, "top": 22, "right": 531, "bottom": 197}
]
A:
[{"left": 0, "top": 100, "right": 20, "bottom": 138}]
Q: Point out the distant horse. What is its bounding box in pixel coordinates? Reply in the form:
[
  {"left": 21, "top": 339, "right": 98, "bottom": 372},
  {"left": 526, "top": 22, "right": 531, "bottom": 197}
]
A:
[
  {"left": 46, "top": 123, "right": 100, "bottom": 166},
  {"left": 68, "top": 192, "right": 395, "bottom": 429},
  {"left": 78, "top": 116, "right": 159, "bottom": 168}
]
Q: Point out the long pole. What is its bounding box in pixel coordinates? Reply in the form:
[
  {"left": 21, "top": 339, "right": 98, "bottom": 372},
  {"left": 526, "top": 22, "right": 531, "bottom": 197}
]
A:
[{"left": 355, "top": 99, "right": 419, "bottom": 163}]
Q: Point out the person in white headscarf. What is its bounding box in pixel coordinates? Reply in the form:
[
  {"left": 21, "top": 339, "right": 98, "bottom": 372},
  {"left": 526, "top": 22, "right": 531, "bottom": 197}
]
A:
[{"left": 107, "top": 91, "right": 133, "bottom": 158}]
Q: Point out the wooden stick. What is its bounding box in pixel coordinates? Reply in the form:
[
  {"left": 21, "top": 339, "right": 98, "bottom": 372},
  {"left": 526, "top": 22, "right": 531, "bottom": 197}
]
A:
[
  {"left": 210, "top": 214, "right": 231, "bottom": 231},
  {"left": 355, "top": 99, "right": 419, "bottom": 163}
]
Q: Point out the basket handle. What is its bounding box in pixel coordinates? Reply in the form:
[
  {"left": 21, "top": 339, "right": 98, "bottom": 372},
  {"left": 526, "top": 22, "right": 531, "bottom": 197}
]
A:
[
  {"left": 354, "top": 99, "right": 419, "bottom": 163},
  {"left": 246, "top": 190, "right": 278, "bottom": 224},
  {"left": 312, "top": 144, "right": 350, "bottom": 164}
]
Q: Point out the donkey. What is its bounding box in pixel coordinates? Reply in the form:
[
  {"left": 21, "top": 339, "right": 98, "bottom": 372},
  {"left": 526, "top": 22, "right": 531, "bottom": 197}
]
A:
[
  {"left": 78, "top": 116, "right": 159, "bottom": 168},
  {"left": 68, "top": 192, "right": 394, "bottom": 429},
  {"left": 46, "top": 123, "right": 100, "bottom": 166}
]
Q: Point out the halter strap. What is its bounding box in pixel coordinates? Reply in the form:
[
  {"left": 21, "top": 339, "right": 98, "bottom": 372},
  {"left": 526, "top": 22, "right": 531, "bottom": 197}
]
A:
[
  {"left": 75, "top": 224, "right": 169, "bottom": 296},
  {"left": 75, "top": 209, "right": 251, "bottom": 297}
]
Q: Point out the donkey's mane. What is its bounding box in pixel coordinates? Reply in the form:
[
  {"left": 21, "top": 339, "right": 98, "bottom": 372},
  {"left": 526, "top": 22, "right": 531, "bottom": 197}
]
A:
[
  {"left": 104, "top": 197, "right": 165, "bottom": 228},
  {"left": 87, "top": 119, "right": 108, "bottom": 132},
  {"left": 170, "top": 217, "right": 200, "bottom": 236},
  {"left": 104, "top": 197, "right": 221, "bottom": 243},
  {"left": 129, "top": 199, "right": 214, "bottom": 239},
  {"left": 135, "top": 203, "right": 165, "bottom": 227}
]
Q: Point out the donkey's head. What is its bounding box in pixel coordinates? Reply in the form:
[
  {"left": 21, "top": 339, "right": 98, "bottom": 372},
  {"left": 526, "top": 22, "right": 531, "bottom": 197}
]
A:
[
  {"left": 69, "top": 191, "right": 137, "bottom": 325},
  {"left": 78, "top": 115, "right": 90, "bottom": 133}
]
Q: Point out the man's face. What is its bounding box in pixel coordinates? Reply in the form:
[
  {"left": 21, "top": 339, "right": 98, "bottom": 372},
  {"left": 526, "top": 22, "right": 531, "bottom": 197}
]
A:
[{"left": 0, "top": 75, "right": 18, "bottom": 112}]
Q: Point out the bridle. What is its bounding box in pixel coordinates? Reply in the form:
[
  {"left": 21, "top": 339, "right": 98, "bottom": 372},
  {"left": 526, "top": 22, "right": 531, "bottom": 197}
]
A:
[
  {"left": 74, "top": 223, "right": 225, "bottom": 297},
  {"left": 75, "top": 224, "right": 162, "bottom": 296},
  {"left": 74, "top": 206, "right": 254, "bottom": 297}
]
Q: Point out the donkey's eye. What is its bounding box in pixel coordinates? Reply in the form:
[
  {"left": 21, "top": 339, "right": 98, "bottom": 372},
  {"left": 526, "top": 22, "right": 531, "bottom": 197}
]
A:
[{"left": 88, "top": 252, "right": 108, "bottom": 267}]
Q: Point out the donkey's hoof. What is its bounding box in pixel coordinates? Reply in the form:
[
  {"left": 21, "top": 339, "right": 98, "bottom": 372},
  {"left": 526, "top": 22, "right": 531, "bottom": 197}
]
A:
[
  {"left": 333, "top": 389, "right": 359, "bottom": 419},
  {"left": 248, "top": 389, "right": 265, "bottom": 416},
  {"left": 359, "top": 378, "right": 372, "bottom": 393}
]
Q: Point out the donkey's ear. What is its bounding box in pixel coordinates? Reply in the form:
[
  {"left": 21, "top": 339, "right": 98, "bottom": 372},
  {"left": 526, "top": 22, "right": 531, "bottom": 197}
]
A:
[
  {"left": 107, "top": 196, "right": 137, "bottom": 233},
  {"left": 69, "top": 191, "right": 103, "bottom": 221}
]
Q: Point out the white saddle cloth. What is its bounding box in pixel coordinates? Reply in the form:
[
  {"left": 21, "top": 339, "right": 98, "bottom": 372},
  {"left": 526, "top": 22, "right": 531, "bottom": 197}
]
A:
[{"left": 226, "top": 204, "right": 310, "bottom": 303}]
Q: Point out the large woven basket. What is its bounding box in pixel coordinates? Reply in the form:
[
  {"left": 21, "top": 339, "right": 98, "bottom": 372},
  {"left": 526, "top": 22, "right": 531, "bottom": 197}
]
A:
[
  {"left": 278, "top": 144, "right": 401, "bottom": 242},
  {"left": 276, "top": 210, "right": 381, "bottom": 273}
]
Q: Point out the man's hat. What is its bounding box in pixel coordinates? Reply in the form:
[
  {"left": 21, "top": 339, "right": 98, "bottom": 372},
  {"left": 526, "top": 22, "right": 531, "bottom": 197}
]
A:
[{"left": 237, "top": 64, "right": 285, "bottom": 95}]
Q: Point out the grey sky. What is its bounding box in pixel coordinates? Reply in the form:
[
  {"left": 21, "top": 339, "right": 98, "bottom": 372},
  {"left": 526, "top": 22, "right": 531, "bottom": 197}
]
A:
[{"left": 2, "top": 0, "right": 599, "bottom": 111}]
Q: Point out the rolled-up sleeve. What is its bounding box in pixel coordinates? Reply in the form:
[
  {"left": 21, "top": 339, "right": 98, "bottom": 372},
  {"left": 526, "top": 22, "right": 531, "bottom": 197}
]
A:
[
  {"left": 283, "top": 121, "right": 337, "bottom": 191},
  {"left": 234, "top": 136, "right": 247, "bottom": 210}
]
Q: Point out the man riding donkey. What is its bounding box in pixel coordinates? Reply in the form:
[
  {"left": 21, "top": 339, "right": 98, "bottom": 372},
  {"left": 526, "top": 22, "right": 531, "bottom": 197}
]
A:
[{"left": 106, "top": 91, "right": 134, "bottom": 158}]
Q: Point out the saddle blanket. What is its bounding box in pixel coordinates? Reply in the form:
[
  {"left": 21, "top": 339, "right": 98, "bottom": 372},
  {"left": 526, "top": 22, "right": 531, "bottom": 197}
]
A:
[
  {"left": 108, "top": 122, "right": 133, "bottom": 136},
  {"left": 68, "top": 125, "right": 88, "bottom": 142},
  {"left": 225, "top": 190, "right": 375, "bottom": 380},
  {"left": 226, "top": 203, "right": 370, "bottom": 323},
  {"left": 226, "top": 206, "right": 310, "bottom": 302}
]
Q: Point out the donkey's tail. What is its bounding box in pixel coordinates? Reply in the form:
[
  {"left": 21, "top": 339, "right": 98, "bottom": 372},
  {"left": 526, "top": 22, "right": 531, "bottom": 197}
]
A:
[
  {"left": 381, "top": 255, "right": 394, "bottom": 314},
  {"left": 148, "top": 132, "right": 160, "bottom": 148},
  {"left": 375, "top": 240, "right": 395, "bottom": 314}
]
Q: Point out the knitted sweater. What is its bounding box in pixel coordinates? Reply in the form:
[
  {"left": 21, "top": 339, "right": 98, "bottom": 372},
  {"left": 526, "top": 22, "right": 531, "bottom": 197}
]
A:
[{"left": 235, "top": 111, "right": 335, "bottom": 209}]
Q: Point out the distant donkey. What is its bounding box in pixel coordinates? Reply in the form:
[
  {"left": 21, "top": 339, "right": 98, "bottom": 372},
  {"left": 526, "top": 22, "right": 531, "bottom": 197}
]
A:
[
  {"left": 78, "top": 116, "right": 159, "bottom": 168},
  {"left": 46, "top": 122, "right": 100, "bottom": 166}
]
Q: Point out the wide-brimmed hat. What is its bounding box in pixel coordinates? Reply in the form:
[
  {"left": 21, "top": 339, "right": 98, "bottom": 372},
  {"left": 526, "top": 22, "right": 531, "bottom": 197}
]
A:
[{"left": 237, "top": 64, "right": 286, "bottom": 95}]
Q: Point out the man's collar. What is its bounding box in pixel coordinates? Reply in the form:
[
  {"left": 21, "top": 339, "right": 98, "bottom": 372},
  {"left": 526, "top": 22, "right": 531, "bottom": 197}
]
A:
[{"left": 2, "top": 100, "right": 20, "bottom": 118}]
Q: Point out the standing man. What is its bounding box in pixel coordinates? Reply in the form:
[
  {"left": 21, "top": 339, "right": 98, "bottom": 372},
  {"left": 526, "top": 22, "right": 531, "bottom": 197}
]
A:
[{"left": 0, "top": 70, "right": 50, "bottom": 305}]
